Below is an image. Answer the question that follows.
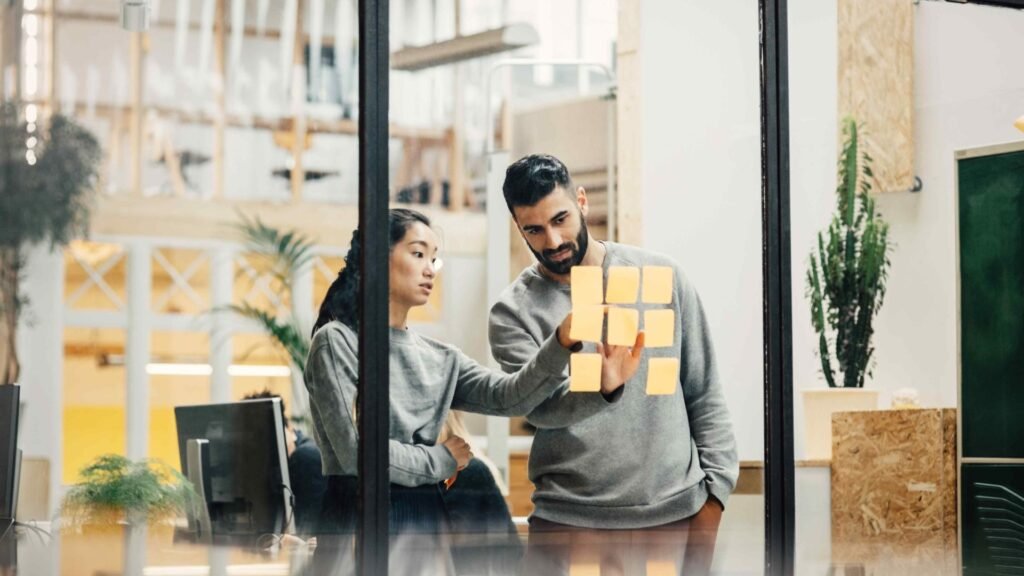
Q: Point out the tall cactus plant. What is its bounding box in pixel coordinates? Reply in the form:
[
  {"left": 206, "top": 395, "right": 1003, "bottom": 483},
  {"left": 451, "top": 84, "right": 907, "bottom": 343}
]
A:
[{"left": 806, "top": 118, "right": 893, "bottom": 388}]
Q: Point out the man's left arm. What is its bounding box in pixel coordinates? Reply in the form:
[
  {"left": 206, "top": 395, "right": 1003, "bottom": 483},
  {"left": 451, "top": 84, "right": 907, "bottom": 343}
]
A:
[{"left": 677, "top": 271, "right": 739, "bottom": 510}]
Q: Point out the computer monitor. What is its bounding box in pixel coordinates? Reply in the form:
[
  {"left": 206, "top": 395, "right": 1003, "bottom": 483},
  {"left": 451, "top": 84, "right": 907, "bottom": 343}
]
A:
[
  {"left": 0, "top": 385, "right": 20, "bottom": 542},
  {"left": 174, "top": 398, "right": 294, "bottom": 536}
]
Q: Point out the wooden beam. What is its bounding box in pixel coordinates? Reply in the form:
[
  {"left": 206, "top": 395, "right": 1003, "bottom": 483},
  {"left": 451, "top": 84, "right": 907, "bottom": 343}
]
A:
[
  {"left": 47, "top": 0, "right": 57, "bottom": 113},
  {"left": 54, "top": 100, "right": 447, "bottom": 141},
  {"left": 447, "top": 0, "right": 465, "bottom": 211},
  {"left": 213, "top": 0, "right": 226, "bottom": 199},
  {"left": 129, "top": 31, "right": 145, "bottom": 196},
  {"left": 0, "top": 6, "right": 6, "bottom": 97},
  {"left": 33, "top": 9, "right": 340, "bottom": 45},
  {"left": 290, "top": 0, "right": 307, "bottom": 203},
  {"left": 0, "top": 3, "right": 22, "bottom": 101},
  {"left": 89, "top": 195, "right": 490, "bottom": 256}
]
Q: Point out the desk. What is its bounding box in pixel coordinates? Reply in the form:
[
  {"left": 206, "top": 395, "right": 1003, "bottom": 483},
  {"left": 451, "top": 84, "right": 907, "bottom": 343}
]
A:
[{"left": 0, "top": 513, "right": 960, "bottom": 576}]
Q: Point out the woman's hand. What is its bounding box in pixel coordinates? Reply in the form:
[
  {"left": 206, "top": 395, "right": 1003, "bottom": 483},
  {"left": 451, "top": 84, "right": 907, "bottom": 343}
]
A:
[
  {"left": 597, "top": 331, "right": 645, "bottom": 395},
  {"left": 443, "top": 435, "right": 472, "bottom": 470}
]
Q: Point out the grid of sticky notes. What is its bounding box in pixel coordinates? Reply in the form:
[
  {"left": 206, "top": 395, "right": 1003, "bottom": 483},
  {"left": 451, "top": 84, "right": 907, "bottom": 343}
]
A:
[{"left": 568, "top": 265, "right": 681, "bottom": 396}]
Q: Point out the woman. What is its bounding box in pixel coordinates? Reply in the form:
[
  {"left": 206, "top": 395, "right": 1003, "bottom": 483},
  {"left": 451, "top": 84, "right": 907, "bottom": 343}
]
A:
[{"left": 305, "top": 208, "right": 643, "bottom": 534}]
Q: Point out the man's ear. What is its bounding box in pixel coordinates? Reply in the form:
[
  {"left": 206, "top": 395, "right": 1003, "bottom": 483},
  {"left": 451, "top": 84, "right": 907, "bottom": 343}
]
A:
[{"left": 577, "top": 186, "right": 589, "bottom": 217}]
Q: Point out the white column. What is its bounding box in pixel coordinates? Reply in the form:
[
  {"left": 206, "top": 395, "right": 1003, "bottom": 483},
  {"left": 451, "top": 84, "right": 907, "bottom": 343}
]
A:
[
  {"left": 15, "top": 243, "right": 64, "bottom": 517},
  {"left": 289, "top": 258, "right": 313, "bottom": 421},
  {"left": 485, "top": 151, "right": 512, "bottom": 487},
  {"left": 125, "top": 243, "right": 152, "bottom": 460},
  {"left": 208, "top": 546, "right": 230, "bottom": 576},
  {"left": 123, "top": 524, "right": 148, "bottom": 576},
  {"left": 209, "top": 248, "right": 234, "bottom": 404}
]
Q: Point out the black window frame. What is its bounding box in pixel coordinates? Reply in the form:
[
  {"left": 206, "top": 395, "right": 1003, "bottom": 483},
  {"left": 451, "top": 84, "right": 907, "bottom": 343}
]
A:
[{"left": 355, "top": 1, "right": 795, "bottom": 573}]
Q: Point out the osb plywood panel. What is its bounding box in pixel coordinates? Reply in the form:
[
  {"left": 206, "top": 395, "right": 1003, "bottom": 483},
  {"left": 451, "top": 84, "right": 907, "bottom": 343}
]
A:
[
  {"left": 832, "top": 409, "right": 957, "bottom": 554},
  {"left": 838, "top": 0, "right": 915, "bottom": 193},
  {"left": 940, "top": 409, "right": 957, "bottom": 553}
]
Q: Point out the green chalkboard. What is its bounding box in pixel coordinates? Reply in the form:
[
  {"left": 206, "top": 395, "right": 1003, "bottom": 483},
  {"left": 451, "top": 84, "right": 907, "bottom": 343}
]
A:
[{"left": 958, "top": 145, "right": 1024, "bottom": 459}]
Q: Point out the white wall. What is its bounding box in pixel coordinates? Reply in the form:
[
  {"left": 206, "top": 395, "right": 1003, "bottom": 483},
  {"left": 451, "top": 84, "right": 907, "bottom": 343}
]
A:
[
  {"left": 640, "top": 0, "right": 1024, "bottom": 460},
  {"left": 14, "top": 244, "right": 64, "bottom": 516},
  {"left": 640, "top": 0, "right": 764, "bottom": 462},
  {"left": 790, "top": 0, "right": 1024, "bottom": 457}
]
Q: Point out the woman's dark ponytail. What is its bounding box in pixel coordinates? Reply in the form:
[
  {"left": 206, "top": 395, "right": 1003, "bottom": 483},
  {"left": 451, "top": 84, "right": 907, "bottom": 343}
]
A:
[
  {"left": 312, "top": 230, "right": 361, "bottom": 335},
  {"left": 312, "top": 208, "right": 432, "bottom": 337}
]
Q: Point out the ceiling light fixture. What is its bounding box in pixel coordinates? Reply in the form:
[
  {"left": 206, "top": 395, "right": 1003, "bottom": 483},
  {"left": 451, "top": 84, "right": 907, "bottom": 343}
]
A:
[
  {"left": 145, "top": 363, "right": 291, "bottom": 378},
  {"left": 390, "top": 23, "right": 539, "bottom": 72}
]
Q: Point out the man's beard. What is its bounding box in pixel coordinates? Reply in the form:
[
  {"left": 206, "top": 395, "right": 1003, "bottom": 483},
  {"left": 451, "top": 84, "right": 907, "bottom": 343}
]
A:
[{"left": 531, "top": 217, "right": 590, "bottom": 276}]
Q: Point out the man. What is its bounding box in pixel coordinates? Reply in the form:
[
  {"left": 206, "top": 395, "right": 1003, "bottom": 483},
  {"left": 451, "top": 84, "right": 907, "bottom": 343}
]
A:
[
  {"left": 242, "top": 390, "right": 326, "bottom": 535},
  {"left": 488, "top": 154, "right": 739, "bottom": 538}
]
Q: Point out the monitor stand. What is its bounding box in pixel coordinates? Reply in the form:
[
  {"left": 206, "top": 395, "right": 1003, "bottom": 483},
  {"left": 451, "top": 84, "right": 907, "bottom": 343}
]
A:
[{"left": 184, "top": 439, "right": 213, "bottom": 539}]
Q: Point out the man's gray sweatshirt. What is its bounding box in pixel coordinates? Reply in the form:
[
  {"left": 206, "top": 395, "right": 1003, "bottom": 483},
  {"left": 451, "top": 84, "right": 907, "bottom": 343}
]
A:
[
  {"left": 489, "top": 241, "right": 739, "bottom": 529},
  {"left": 304, "top": 321, "right": 572, "bottom": 487}
]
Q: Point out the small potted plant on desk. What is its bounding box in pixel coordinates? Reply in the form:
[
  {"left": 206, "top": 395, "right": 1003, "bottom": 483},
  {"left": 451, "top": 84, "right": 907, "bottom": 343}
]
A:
[{"left": 59, "top": 454, "right": 199, "bottom": 540}]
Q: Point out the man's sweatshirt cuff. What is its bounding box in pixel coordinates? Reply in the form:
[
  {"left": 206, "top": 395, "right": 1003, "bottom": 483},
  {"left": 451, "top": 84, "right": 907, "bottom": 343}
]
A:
[
  {"left": 534, "top": 331, "right": 573, "bottom": 376},
  {"left": 705, "top": 475, "right": 735, "bottom": 510}
]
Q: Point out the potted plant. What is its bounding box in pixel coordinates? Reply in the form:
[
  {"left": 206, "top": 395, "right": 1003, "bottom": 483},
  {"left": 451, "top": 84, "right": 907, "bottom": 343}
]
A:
[
  {"left": 1, "top": 102, "right": 102, "bottom": 385},
  {"left": 227, "top": 214, "right": 315, "bottom": 427},
  {"left": 803, "top": 117, "right": 893, "bottom": 460},
  {"left": 59, "top": 454, "right": 199, "bottom": 529}
]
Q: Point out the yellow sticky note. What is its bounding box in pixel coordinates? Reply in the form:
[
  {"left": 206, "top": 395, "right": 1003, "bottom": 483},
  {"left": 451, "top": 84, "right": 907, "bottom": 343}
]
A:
[
  {"left": 644, "top": 309, "right": 675, "bottom": 348},
  {"left": 607, "top": 307, "right": 639, "bottom": 347},
  {"left": 642, "top": 266, "right": 674, "bottom": 304},
  {"left": 569, "top": 564, "right": 600, "bottom": 576},
  {"left": 570, "top": 353, "right": 602, "bottom": 392},
  {"left": 646, "top": 561, "right": 677, "bottom": 576},
  {"left": 571, "top": 266, "right": 604, "bottom": 306},
  {"left": 606, "top": 266, "right": 640, "bottom": 304},
  {"left": 570, "top": 305, "right": 604, "bottom": 343},
  {"left": 646, "top": 358, "right": 679, "bottom": 395}
]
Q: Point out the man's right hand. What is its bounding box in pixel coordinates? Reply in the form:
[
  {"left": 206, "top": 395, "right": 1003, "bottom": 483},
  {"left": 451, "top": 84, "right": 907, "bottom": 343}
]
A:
[
  {"left": 443, "top": 435, "right": 472, "bottom": 470},
  {"left": 597, "top": 331, "right": 646, "bottom": 395}
]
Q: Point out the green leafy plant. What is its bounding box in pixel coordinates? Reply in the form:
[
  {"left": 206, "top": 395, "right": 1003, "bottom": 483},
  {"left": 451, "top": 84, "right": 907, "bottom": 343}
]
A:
[
  {"left": 1, "top": 102, "right": 102, "bottom": 385},
  {"left": 60, "top": 455, "right": 199, "bottom": 526},
  {"left": 806, "top": 117, "right": 893, "bottom": 388},
  {"left": 234, "top": 213, "right": 316, "bottom": 288},
  {"left": 232, "top": 303, "right": 309, "bottom": 373},
  {"left": 223, "top": 215, "right": 315, "bottom": 423}
]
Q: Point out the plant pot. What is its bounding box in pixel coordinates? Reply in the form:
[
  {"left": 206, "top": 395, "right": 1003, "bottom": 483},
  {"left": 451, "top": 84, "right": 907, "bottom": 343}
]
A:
[
  {"left": 801, "top": 388, "right": 879, "bottom": 460},
  {"left": 58, "top": 517, "right": 176, "bottom": 576}
]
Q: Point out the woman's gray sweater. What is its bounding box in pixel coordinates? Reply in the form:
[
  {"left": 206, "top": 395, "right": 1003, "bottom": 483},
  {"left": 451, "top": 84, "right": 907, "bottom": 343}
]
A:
[{"left": 304, "top": 321, "right": 571, "bottom": 487}]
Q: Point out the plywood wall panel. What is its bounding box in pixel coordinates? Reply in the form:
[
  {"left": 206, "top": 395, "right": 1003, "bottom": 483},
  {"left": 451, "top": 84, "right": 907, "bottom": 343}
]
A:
[{"left": 838, "top": 0, "right": 915, "bottom": 193}]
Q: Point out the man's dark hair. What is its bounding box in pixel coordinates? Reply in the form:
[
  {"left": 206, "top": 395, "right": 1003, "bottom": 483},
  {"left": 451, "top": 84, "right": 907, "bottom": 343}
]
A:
[
  {"left": 242, "top": 389, "right": 288, "bottom": 428},
  {"left": 502, "top": 154, "right": 573, "bottom": 214}
]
